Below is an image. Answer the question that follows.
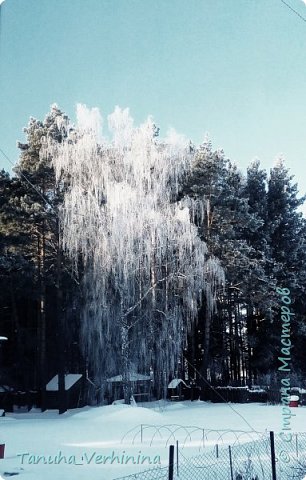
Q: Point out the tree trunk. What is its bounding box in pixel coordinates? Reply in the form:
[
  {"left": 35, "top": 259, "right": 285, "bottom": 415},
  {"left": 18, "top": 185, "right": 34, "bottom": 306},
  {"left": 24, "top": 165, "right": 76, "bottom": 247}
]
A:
[
  {"left": 56, "top": 223, "right": 66, "bottom": 414},
  {"left": 201, "top": 196, "right": 213, "bottom": 387},
  {"left": 38, "top": 228, "right": 47, "bottom": 411},
  {"left": 121, "top": 323, "right": 131, "bottom": 404}
]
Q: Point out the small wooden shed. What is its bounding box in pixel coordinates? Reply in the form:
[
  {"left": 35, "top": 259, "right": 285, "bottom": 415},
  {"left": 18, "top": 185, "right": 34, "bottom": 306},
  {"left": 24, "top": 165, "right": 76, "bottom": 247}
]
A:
[
  {"left": 168, "top": 378, "right": 190, "bottom": 401},
  {"left": 45, "top": 374, "right": 83, "bottom": 409}
]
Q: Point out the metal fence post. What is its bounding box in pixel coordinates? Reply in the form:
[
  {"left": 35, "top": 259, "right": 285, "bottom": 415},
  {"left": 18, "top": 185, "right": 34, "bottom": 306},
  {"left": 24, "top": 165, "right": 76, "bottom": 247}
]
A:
[
  {"left": 270, "top": 431, "right": 277, "bottom": 480},
  {"left": 176, "top": 440, "right": 179, "bottom": 478},
  {"left": 168, "top": 444, "right": 174, "bottom": 480},
  {"left": 229, "top": 446, "right": 234, "bottom": 480}
]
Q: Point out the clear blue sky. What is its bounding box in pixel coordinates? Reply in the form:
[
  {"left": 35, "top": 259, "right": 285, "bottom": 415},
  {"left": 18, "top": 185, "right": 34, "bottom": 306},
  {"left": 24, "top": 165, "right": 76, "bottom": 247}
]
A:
[{"left": 1, "top": 0, "right": 306, "bottom": 202}]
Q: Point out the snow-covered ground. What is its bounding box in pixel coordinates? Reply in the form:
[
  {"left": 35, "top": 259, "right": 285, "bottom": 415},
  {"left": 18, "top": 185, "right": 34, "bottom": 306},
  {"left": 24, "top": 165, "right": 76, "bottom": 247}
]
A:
[{"left": 0, "top": 400, "right": 305, "bottom": 479}]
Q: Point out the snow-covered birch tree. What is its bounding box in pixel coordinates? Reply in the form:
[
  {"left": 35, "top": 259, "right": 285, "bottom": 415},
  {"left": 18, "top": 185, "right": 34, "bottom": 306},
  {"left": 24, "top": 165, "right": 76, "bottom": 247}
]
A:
[{"left": 44, "top": 105, "right": 224, "bottom": 402}]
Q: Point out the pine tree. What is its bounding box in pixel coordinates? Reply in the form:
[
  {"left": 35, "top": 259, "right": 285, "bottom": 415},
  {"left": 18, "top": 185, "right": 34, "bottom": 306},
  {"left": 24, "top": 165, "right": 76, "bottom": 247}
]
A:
[
  {"left": 267, "top": 159, "right": 306, "bottom": 289},
  {"left": 244, "top": 159, "right": 274, "bottom": 381},
  {"left": 10, "top": 105, "right": 77, "bottom": 412},
  {"left": 183, "top": 142, "right": 264, "bottom": 385},
  {"left": 267, "top": 159, "right": 306, "bottom": 380},
  {"left": 0, "top": 170, "right": 39, "bottom": 391}
]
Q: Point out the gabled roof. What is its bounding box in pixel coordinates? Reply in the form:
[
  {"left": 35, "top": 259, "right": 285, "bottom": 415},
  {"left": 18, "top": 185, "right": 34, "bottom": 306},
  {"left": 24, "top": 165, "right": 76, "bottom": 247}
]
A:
[
  {"left": 46, "top": 374, "right": 82, "bottom": 391},
  {"left": 107, "top": 373, "right": 151, "bottom": 383},
  {"left": 168, "top": 378, "right": 189, "bottom": 389}
]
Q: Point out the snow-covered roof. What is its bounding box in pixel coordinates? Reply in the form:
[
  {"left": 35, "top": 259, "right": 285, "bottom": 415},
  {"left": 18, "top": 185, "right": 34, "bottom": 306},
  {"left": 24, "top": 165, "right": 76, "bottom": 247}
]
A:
[
  {"left": 107, "top": 373, "right": 151, "bottom": 383},
  {"left": 46, "top": 374, "right": 82, "bottom": 391},
  {"left": 291, "top": 387, "right": 306, "bottom": 394},
  {"left": 168, "top": 378, "right": 189, "bottom": 389}
]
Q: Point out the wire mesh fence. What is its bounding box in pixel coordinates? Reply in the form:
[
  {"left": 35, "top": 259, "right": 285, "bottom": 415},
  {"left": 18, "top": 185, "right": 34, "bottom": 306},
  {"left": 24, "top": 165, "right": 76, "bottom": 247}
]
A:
[
  {"left": 113, "top": 465, "right": 169, "bottom": 480},
  {"left": 274, "top": 432, "right": 306, "bottom": 479},
  {"left": 177, "top": 432, "right": 306, "bottom": 480},
  {"left": 176, "top": 438, "right": 270, "bottom": 480},
  {"left": 114, "top": 431, "right": 306, "bottom": 480}
]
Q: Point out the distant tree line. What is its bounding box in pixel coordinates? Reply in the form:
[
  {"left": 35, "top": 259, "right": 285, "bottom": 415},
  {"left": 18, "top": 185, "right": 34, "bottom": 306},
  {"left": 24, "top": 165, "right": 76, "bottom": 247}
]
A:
[
  {"left": 1, "top": 106, "right": 306, "bottom": 408},
  {"left": 183, "top": 143, "right": 306, "bottom": 390}
]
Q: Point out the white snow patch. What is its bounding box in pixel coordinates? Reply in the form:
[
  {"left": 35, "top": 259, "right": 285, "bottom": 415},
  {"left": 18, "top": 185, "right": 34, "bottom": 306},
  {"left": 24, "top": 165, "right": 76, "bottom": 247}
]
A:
[
  {"left": 0, "top": 386, "right": 13, "bottom": 393},
  {"left": 168, "top": 378, "right": 189, "bottom": 389},
  {"left": 0, "top": 401, "right": 306, "bottom": 479},
  {"left": 46, "top": 374, "right": 82, "bottom": 391},
  {"left": 107, "top": 373, "right": 151, "bottom": 382},
  {"left": 290, "top": 395, "right": 300, "bottom": 401}
]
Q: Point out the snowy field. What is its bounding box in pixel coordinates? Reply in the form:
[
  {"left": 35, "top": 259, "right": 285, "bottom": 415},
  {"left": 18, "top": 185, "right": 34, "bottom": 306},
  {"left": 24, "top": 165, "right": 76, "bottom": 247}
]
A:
[{"left": 0, "top": 400, "right": 306, "bottom": 480}]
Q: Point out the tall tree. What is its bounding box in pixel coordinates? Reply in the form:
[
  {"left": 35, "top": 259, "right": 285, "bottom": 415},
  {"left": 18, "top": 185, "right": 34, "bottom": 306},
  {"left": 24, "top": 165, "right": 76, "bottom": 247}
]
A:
[
  {"left": 12, "top": 105, "right": 77, "bottom": 411},
  {"left": 48, "top": 107, "right": 224, "bottom": 403},
  {"left": 0, "top": 171, "right": 37, "bottom": 390},
  {"left": 267, "top": 159, "right": 306, "bottom": 378},
  {"left": 183, "top": 144, "right": 274, "bottom": 386}
]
